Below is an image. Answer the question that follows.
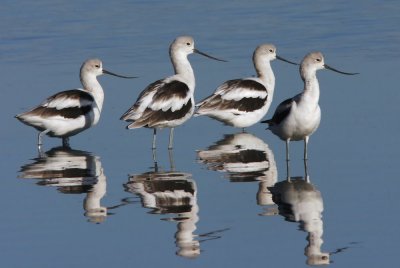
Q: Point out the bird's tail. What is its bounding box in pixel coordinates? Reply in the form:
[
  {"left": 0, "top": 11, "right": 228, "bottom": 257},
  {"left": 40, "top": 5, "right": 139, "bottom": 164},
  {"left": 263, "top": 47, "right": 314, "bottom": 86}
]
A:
[{"left": 260, "top": 119, "right": 273, "bottom": 129}]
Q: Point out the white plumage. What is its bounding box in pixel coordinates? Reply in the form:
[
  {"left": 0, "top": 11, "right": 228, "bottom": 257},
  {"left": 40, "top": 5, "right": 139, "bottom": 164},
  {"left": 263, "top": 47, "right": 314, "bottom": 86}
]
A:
[
  {"left": 121, "top": 36, "right": 225, "bottom": 149},
  {"left": 195, "top": 44, "right": 297, "bottom": 128},
  {"left": 16, "top": 58, "right": 135, "bottom": 148},
  {"left": 263, "top": 51, "right": 358, "bottom": 160}
]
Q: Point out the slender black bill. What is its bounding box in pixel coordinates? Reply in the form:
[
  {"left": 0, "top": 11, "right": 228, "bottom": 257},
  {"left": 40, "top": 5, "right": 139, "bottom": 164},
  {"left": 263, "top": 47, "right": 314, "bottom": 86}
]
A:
[
  {"left": 324, "top": 64, "right": 359, "bottom": 75},
  {"left": 193, "top": 48, "right": 227, "bottom": 62},
  {"left": 103, "top": 69, "right": 138, "bottom": 78},
  {"left": 276, "top": 55, "right": 299, "bottom": 65}
]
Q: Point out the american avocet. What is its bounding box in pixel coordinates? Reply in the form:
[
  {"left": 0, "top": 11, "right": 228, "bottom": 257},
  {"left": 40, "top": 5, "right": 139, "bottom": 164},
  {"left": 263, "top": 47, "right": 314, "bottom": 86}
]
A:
[
  {"left": 120, "top": 36, "right": 226, "bottom": 149},
  {"left": 194, "top": 44, "right": 297, "bottom": 128},
  {"left": 16, "top": 59, "right": 136, "bottom": 148},
  {"left": 262, "top": 52, "right": 358, "bottom": 160}
]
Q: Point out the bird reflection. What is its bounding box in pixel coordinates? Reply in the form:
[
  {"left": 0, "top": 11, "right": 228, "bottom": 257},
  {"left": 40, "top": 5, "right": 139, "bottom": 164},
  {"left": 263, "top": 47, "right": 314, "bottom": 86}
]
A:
[
  {"left": 267, "top": 161, "right": 330, "bottom": 265},
  {"left": 197, "top": 132, "right": 278, "bottom": 206},
  {"left": 124, "top": 151, "right": 201, "bottom": 258},
  {"left": 18, "top": 146, "right": 109, "bottom": 223}
]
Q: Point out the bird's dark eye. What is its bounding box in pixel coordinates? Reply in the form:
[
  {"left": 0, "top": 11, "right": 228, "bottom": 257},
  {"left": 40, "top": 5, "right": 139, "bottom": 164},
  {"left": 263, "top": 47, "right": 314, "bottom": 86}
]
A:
[
  {"left": 186, "top": 42, "right": 191, "bottom": 46},
  {"left": 95, "top": 64, "right": 100, "bottom": 68},
  {"left": 316, "top": 58, "right": 321, "bottom": 62},
  {"left": 269, "top": 49, "right": 274, "bottom": 53}
]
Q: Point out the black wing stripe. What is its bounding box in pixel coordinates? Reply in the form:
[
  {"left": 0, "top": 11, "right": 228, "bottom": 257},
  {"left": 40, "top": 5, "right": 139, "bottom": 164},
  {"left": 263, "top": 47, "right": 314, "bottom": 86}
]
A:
[
  {"left": 46, "top": 89, "right": 94, "bottom": 104},
  {"left": 134, "top": 100, "right": 193, "bottom": 127},
  {"left": 206, "top": 96, "right": 267, "bottom": 112},
  {"left": 229, "top": 97, "right": 267, "bottom": 112},
  {"left": 225, "top": 79, "right": 266, "bottom": 92},
  {"left": 30, "top": 105, "right": 92, "bottom": 119},
  {"left": 153, "top": 80, "right": 190, "bottom": 102}
]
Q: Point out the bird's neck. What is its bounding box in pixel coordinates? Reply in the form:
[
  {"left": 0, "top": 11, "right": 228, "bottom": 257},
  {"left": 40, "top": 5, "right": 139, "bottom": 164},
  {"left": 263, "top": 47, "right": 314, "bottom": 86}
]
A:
[
  {"left": 80, "top": 74, "right": 105, "bottom": 111},
  {"left": 255, "top": 60, "right": 275, "bottom": 93},
  {"left": 303, "top": 74, "right": 320, "bottom": 104},
  {"left": 170, "top": 51, "right": 195, "bottom": 90}
]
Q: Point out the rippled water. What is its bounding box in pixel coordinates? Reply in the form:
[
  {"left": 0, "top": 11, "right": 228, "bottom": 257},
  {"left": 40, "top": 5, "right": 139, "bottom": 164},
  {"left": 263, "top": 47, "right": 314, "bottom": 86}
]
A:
[{"left": 1, "top": 1, "right": 399, "bottom": 267}]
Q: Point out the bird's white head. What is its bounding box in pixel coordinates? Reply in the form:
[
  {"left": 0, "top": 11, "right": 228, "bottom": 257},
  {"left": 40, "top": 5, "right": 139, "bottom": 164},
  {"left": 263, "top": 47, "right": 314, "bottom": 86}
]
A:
[
  {"left": 80, "top": 58, "right": 137, "bottom": 81},
  {"left": 253, "top": 44, "right": 278, "bottom": 62},
  {"left": 169, "top": 36, "right": 226, "bottom": 75},
  {"left": 254, "top": 44, "right": 298, "bottom": 66},
  {"left": 170, "top": 36, "right": 196, "bottom": 57},
  {"left": 79, "top": 58, "right": 136, "bottom": 92},
  {"left": 170, "top": 35, "right": 226, "bottom": 61},
  {"left": 80, "top": 58, "right": 104, "bottom": 77},
  {"left": 300, "top": 52, "right": 325, "bottom": 81},
  {"left": 300, "top": 52, "right": 359, "bottom": 80}
]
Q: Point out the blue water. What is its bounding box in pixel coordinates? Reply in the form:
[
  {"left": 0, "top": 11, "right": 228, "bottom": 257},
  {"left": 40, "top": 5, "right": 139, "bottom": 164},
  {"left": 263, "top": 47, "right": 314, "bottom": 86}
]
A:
[{"left": 1, "top": 0, "right": 399, "bottom": 267}]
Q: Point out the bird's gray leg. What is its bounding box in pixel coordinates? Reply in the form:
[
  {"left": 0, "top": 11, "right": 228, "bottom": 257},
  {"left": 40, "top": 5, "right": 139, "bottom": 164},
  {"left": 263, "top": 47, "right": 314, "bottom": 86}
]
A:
[
  {"left": 152, "top": 128, "right": 157, "bottom": 150},
  {"left": 168, "top": 128, "right": 174, "bottom": 149},
  {"left": 304, "top": 136, "right": 309, "bottom": 160},
  {"left": 285, "top": 139, "right": 290, "bottom": 162},
  {"left": 38, "top": 130, "right": 49, "bottom": 146}
]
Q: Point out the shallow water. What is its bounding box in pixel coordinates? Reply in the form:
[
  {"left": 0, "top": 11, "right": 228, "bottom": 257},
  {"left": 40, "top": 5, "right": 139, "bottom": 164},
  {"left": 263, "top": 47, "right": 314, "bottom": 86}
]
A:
[{"left": 1, "top": 0, "right": 399, "bottom": 267}]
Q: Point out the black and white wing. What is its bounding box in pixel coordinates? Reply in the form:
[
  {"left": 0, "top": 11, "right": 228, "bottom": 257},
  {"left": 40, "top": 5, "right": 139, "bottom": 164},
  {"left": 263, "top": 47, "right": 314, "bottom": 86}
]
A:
[
  {"left": 196, "top": 79, "right": 268, "bottom": 114},
  {"left": 16, "top": 89, "right": 94, "bottom": 124},
  {"left": 120, "top": 78, "right": 192, "bottom": 128},
  {"left": 261, "top": 97, "right": 295, "bottom": 126}
]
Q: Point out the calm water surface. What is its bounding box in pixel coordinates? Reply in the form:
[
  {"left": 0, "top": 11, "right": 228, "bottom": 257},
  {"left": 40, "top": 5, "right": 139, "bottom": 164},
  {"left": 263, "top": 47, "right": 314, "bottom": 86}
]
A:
[{"left": 1, "top": 1, "right": 399, "bottom": 267}]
